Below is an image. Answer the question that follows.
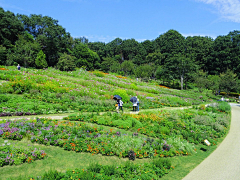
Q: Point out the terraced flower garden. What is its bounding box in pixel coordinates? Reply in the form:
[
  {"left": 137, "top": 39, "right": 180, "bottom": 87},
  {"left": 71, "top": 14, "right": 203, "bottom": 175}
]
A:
[{"left": 0, "top": 66, "right": 231, "bottom": 179}]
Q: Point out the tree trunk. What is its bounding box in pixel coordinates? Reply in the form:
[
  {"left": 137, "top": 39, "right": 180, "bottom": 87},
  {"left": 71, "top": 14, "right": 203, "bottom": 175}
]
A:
[{"left": 181, "top": 75, "right": 184, "bottom": 90}]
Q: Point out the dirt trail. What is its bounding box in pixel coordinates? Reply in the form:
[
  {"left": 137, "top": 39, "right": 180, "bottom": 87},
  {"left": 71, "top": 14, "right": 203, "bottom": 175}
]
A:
[{"left": 183, "top": 104, "right": 240, "bottom": 180}]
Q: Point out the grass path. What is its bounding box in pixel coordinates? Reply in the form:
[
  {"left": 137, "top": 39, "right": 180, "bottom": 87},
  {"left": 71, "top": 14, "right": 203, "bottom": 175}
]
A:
[
  {"left": 183, "top": 104, "right": 240, "bottom": 180},
  {"left": 0, "top": 106, "right": 192, "bottom": 121}
]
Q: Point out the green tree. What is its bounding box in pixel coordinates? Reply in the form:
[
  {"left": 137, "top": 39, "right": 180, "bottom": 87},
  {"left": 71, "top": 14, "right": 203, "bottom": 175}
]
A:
[
  {"left": 73, "top": 43, "right": 100, "bottom": 70},
  {"left": 207, "top": 35, "right": 232, "bottom": 75},
  {"left": 35, "top": 50, "right": 48, "bottom": 69},
  {"left": 0, "top": 8, "right": 24, "bottom": 47},
  {"left": 56, "top": 53, "right": 76, "bottom": 71},
  {"left": 194, "top": 70, "right": 209, "bottom": 93},
  {"left": 134, "top": 64, "right": 153, "bottom": 80},
  {"left": 101, "top": 57, "right": 115, "bottom": 72},
  {"left": 18, "top": 14, "right": 72, "bottom": 66},
  {"left": 146, "top": 51, "right": 164, "bottom": 65},
  {"left": 105, "top": 38, "right": 122, "bottom": 58},
  {"left": 220, "top": 69, "right": 238, "bottom": 95},
  {"left": 10, "top": 32, "right": 41, "bottom": 67},
  {"left": 0, "top": 45, "right": 7, "bottom": 65},
  {"left": 121, "top": 39, "right": 141, "bottom": 60},
  {"left": 110, "top": 61, "right": 121, "bottom": 73},
  {"left": 164, "top": 54, "right": 197, "bottom": 90},
  {"left": 121, "top": 60, "right": 135, "bottom": 76},
  {"left": 141, "top": 40, "right": 154, "bottom": 55},
  {"left": 88, "top": 41, "right": 106, "bottom": 60},
  {"left": 154, "top": 29, "right": 185, "bottom": 64},
  {"left": 185, "top": 36, "right": 213, "bottom": 71},
  {"left": 207, "top": 75, "right": 220, "bottom": 95}
]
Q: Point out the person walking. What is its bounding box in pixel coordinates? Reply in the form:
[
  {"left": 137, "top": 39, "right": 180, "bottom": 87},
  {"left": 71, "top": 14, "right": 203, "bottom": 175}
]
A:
[
  {"left": 133, "top": 101, "right": 137, "bottom": 111},
  {"left": 116, "top": 99, "right": 120, "bottom": 113},
  {"left": 137, "top": 96, "right": 139, "bottom": 111},
  {"left": 119, "top": 99, "right": 123, "bottom": 113},
  {"left": 17, "top": 64, "right": 20, "bottom": 70}
]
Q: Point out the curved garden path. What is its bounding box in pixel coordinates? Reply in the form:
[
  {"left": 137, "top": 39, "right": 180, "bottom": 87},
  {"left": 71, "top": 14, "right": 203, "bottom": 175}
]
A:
[
  {"left": 183, "top": 104, "right": 240, "bottom": 180},
  {"left": 0, "top": 106, "right": 191, "bottom": 121}
]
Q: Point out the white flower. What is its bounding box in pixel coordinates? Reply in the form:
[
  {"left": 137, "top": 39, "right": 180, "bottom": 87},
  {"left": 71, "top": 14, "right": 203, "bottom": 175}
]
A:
[
  {"left": 4, "top": 140, "right": 8, "bottom": 143},
  {"left": 7, "top": 143, "right": 10, "bottom": 146}
]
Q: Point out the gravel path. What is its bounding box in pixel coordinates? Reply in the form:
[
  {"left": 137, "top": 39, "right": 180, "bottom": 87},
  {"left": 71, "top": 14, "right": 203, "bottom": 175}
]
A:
[{"left": 183, "top": 104, "right": 240, "bottom": 180}]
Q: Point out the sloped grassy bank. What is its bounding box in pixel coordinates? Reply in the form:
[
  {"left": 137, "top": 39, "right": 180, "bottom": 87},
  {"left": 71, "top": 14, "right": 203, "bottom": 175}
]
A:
[{"left": 0, "top": 66, "right": 218, "bottom": 117}]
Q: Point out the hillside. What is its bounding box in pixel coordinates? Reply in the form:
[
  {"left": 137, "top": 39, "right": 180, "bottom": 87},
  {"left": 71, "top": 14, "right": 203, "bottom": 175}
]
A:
[
  {"left": 0, "top": 66, "right": 231, "bottom": 180},
  {"left": 0, "top": 66, "right": 217, "bottom": 116}
]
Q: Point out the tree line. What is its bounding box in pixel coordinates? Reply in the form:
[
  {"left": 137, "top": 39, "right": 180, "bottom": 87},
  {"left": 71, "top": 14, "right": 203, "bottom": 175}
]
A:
[{"left": 0, "top": 7, "right": 240, "bottom": 93}]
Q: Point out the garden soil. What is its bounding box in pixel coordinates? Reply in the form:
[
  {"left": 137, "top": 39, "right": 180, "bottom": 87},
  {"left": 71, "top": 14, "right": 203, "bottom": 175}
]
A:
[{"left": 183, "top": 104, "right": 240, "bottom": 180}]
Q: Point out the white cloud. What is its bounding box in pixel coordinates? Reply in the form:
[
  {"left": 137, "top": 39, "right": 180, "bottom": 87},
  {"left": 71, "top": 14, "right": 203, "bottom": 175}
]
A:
[
  {"left": 197, "top": 0, "right": 240, "bottom": 22},
  {"left": 73, "top": 35, "right": 148, "bottom": 43},
  {"left": 182, "top": 33, "right": 217, "bottom": 39},
  {"left": 74, "top": 35, "right": 118, "bottom": 43}
]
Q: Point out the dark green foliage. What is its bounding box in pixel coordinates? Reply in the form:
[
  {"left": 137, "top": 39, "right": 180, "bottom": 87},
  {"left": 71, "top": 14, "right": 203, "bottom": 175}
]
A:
[
  {"left": 152, "top": 158, "right": 171, "bottom": 169},
  {"left": 0, "top": 94, "right": 9, "bottom": 103},
  {"left": 217, "top": 101, "right": 231, "bottom": 112},
  {"left": 128, "top": 149, "right": 136, "bottom": 160},
  {"left": 35, "top": 50, "right": 48, "bottom": 69},
  {"left": 0, "top": 7, "right": 24, "bottom": 47},
  {"left": 17, "top": 14, "right": 72, "bottom": 66},
  {"left": 73, "top": 43, "right": 100, "bottom": 70},
  {"left": 0, "top": 45, "right": 7, "bottom": 65},
  {"left": 56, "top": 53, "right": 76, "bottom": 71}
]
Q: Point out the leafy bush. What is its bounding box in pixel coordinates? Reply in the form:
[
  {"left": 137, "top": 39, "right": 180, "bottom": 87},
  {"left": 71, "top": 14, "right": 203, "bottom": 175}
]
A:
[
  {"left": 0, "top": 94, "right": 9, "bottom": 103},
  {"left": 113, "top": 89, "right": 129, "bottom": 103},
  {"left": 92, "top": 70, "right": 106, "bottom": 77},
  {"left": 217, "top": 101, "right": 231, "bottom": 112},
  {"left": 128, "top": 149, "right": 136, "bottom": 160}
]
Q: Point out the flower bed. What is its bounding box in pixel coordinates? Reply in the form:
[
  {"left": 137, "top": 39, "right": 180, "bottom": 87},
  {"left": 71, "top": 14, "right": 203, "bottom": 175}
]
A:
[
  {"left": 0, "top": 140, "right": 47, "bottom": 167},
  {"left": 0, "top": 118, "right": 195, "bottom": 159},
  {"left": 65, "top": 102, "right": 230, "bottom": 145}
]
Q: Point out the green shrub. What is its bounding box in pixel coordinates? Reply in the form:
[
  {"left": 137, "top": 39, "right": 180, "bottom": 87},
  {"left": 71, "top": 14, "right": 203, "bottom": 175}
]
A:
[
  {"left": 0, "top": 94, "right": 9, "bottom": 103},
  {"left": 199, "top": 104, "right": 206, "bottom": 110},
  {"left": 113, "top": 89, "right": 129, "bottom": 103},
  {"left": 152, "top": 158, "right": 171, "bottom": 168},
  {"left": 217, "top": 101, "right": 231, "bottom": 112},
  {"left": 92, "top": 70, "right": 105, "bottom": 77}
]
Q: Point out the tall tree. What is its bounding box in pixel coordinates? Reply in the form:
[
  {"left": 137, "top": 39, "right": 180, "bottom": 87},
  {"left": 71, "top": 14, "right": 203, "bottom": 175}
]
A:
[
  {"left": 0, "top": 45, "right": 7, "bottom": 65},
  {"left": 35, "top": 50, "right": 48, "bottom": 69},
  {"left": 220, "top": 69, "right": 238, "bottom": 95},
  {"left": 17, "top": 14, "right": 72, "bottom": 66},
  {"left": 185, "top": 36, "right": 213, "bottom": 71},
  {"left": 163, "top": 54, "right": 197, "bottom": 90},
  {"left": 0, "top": 8, "right": 24, "bottom": 48},
  {"left": 73, "top": 43, "right": 100, "bottom": 70},
  {"left": 56, "top": 53, "right": 76, "bottom": 71},
  {"left": 87, "top": 41, "right": 106, "bottom": 60},
  {"left": 121, "top": 60, "right": 135, "bottom": 76},
  {"left": 105, "top": 38, "right": 122, "bottom": 58},
  {"left": 207, "top": 35, "right": 232, "bottom": 75},
  {"left": 207, "top": 75, "right": 221, "bottom": 95},
  {"left": 154, "top": 29, "right": 185, "bottom": 64},
  {"left": 9, "top": 32, "right": 41, "bottom": 67}
]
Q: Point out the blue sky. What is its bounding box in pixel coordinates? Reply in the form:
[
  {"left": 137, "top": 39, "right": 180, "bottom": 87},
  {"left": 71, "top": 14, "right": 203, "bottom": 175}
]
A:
[{"left": 1, "top": 0, "right": 240, "bottom": 42}]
